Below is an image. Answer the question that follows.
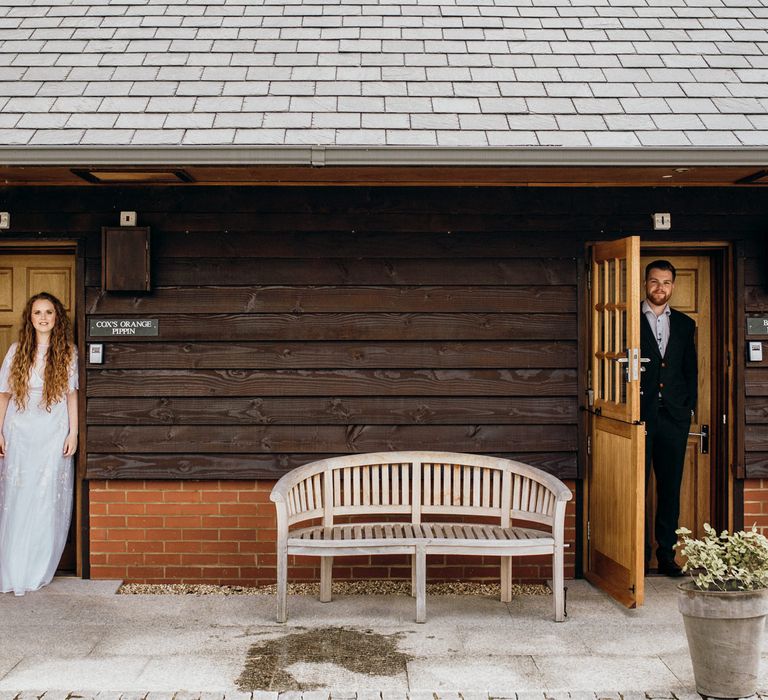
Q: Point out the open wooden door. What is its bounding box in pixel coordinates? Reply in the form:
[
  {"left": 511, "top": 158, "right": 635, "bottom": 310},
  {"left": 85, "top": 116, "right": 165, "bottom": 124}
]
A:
[
  {"left": 0, "top": 251, "right": 77, "bottom": 573},
  {"left": 585, "top": 236, "right": 645, "bottom": 607}
]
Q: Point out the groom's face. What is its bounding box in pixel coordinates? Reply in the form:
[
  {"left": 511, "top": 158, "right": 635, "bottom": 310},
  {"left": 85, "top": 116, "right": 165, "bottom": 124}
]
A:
[{"left": 645, "top": 268, "right": 675, "bottom": 307}]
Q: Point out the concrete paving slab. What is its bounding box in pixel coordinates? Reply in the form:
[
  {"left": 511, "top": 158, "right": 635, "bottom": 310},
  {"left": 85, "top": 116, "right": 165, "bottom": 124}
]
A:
[
  {"left": 380, "top": 692, "right": 407, "bottom": 700},
  {"left": 456, "top": 620, "right": 589, "bottom": 657},
  {"left": 284, "top": 663, "right": 407, "bottom": 693},
  {"left": 574, "top": 622, "right": 687, "bottom": 657},
  {"left": 87, "top": 627, "right": 252, "bottom": 657},
  {"left": 456, "top": 692, "right": 485, "bottom": 700},
  {"left": 0, "top": 627, "right": 105, "bottom": 658},
  {"left": 301, "top": 691, "right": 330, "bottom": 700},
  {"left": 355, "top": 692, "right": 381, "bottom": 700},
  {"left": 134, "top": 655, "right": 245, "bottom": 692},
  {"left": 39, "top": 691, "right": 70, "bottom": 700},
  {"left": 392, "top": 630, "right": 464, "bottom": 657},
  {"left": 0, "top": 657, "right": 24, "bottom": 686},
  {"left": 0, "top": 658, "right": 151, "bottom": 692},
  {"left": 2, "top": 576, "right": 768, "bottom": 696},
  {"left": 406, "top": 657, "right": 544, "bottom": 693},
  {"left": 534, "top": 656, "right": 681, "bottom": 692}
]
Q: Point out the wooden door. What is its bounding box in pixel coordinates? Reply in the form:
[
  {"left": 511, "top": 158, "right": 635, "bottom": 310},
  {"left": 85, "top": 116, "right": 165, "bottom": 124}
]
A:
[
  {"left": 0, "top": 253, "right": 76, "bottom": 359},
  {"left": 585, "top": 236, "right": 645, "bottom": 607},
  {"left": 0, "top": 251, "right": 77, "bottom": 572},
  {"left": 641, "top": 254, "right": 712, "bottom": 560}
]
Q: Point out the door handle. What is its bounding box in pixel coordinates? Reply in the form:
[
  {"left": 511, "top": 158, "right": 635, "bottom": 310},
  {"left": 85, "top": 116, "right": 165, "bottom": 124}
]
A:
[
  {"left": 688, "top": 424, "right": 709, "bottom": 454},
  {"left": 615, "top": 348, "right": 641, "bottom": 381}
]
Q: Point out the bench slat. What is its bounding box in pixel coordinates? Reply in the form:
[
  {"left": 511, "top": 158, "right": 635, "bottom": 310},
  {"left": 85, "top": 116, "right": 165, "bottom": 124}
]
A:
[{"left": 393, "top": 465, "right": 400, "bottom": 506}]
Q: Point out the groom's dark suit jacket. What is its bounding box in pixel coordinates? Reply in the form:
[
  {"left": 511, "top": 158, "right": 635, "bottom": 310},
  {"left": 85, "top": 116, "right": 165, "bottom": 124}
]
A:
[{"left": 640, "top": 307, "right": 698, "bottom": 424}]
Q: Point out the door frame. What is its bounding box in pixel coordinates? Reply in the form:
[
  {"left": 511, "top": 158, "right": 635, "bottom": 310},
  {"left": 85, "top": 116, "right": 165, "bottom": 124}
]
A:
[
  {"left": 580, "top": 240, "right": 737, "bottom": 578},
  {"left": 0, "top": 238, "right": 88, "bottom": 577}
]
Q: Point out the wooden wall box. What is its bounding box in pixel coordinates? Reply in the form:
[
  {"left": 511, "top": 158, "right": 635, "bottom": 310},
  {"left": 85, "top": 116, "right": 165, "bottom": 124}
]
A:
[{"left": 102, "top": 226, "right": 151, "bottom": 292}]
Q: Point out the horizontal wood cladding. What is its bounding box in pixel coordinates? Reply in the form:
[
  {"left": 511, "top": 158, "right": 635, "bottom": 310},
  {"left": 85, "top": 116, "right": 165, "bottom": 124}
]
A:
[
  {"left": 87, "top": 424, "right": 577, "bottom": 454},
  {"left": 78, "top": 197, "right": 582, "bottom": 479},
  {"left": 85, "top": 257, "right": 577, "bottom": 287},
  {"left": 86, "top": 285, "right": 577, "bottom": 314},
  {"left": 747, "top": 369, "right": 768, "bottom": 396},
  {"left": 744, "top": 248, "right": 768, "bottom": 477},
  {"left": 86, "top": 368, "right": 577, "bottom": 397},
  {"left": 85, "top": 451, "right": 577, "bottom": 480},
  {"left": 93, "top": 341, "right": 576, "bottom": 369},
  {"left": 86, "top": 396, "right": 578, "bottom": 425},
  {"left": 147, "top": 231, "right": 582, "bottom": 259},
  {"left": 86, "top": 313, "right": 576, "bottom": 342},
  {"left": 6, "top": 184, "right": 755, "bottom": 482}
]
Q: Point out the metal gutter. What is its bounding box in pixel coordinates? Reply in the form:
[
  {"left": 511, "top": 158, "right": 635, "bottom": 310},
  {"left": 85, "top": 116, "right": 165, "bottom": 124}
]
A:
[{"left": 0, "top": 145, "right": 767, "bottom": 168}]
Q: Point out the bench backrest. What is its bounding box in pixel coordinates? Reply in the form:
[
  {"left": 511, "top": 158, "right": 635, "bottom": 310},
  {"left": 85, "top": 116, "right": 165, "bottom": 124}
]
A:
[{"left": 271, "top": 451, "right": 572, "bottom": 532}]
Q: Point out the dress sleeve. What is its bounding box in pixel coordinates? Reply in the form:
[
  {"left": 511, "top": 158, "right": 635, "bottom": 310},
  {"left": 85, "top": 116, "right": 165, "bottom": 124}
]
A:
[
  {"left": 0, "top": 343, "right": 16, "bottom": 394},
  {"left": 67, "top": 345, "right": 79, "bottom": 392}
]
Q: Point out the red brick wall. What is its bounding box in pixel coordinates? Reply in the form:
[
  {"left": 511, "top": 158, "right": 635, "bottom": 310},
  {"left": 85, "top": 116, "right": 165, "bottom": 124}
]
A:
[
  {"left": 743, "top": 479, "right": 768, "bottom": 533},
  {"left": 89, "top": 479, "right": 577, "bottom": 585}
]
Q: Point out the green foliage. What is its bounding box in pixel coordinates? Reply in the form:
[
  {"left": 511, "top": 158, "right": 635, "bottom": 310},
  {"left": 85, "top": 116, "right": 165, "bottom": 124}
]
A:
[{"left": 676, "top": 523, "right": 768, "bottom": 591}]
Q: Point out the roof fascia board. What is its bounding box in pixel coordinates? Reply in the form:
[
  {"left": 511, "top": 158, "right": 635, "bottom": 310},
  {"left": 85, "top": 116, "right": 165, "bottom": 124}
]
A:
[{"left": 0, "top": 146, "right": 767, "bottom": 168}]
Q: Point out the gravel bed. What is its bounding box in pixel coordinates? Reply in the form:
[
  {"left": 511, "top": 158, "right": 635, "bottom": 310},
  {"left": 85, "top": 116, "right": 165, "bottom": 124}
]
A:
[{"left": 118, "top": 581, "right": 550, "bottom": 596}]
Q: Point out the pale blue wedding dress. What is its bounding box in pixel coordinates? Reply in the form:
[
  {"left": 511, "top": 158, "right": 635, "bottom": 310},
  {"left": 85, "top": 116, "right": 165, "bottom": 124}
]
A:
[{"left": 0, "top": 342, "right": 78, "bottom": 595}]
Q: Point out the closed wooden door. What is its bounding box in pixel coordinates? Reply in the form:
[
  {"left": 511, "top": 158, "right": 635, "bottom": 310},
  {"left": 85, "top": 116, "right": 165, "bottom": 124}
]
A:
[
  {"left": 0, "top": 251, "right": 77, "bottom": 572},
  {"left": 585, "top": 236, "right": 645, "bottom": 608},
  {"left": 641, "top": 254, "right": 712, "bottom": 560},
  {"left": 0, "top": 253, "right": 76, "bottom": 359}
]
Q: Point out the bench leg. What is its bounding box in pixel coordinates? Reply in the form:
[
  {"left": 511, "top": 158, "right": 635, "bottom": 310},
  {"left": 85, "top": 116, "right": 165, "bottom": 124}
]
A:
[
  {"left": 276, "top": 546, "right": 288, "bottom": 623},
  {"left": 415, "top": 545, "right": 426, "bottom": 623},
  {"left": 500, "top": 556, "right": 512, "bottom": 603},
  {"left": 553, "top": 546, "right": 565, "bottom": 622},
  {"left": 411, "top": 555, "right": 416, "bottom": 597},
  {"left": 320, "top": 556, "right": 333, "bottom": 603}
]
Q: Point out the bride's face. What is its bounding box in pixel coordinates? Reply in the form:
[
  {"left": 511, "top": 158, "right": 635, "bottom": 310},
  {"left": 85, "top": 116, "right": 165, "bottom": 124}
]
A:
[{"left": 30, "top": 299, "right": 57, "bottom": 336}]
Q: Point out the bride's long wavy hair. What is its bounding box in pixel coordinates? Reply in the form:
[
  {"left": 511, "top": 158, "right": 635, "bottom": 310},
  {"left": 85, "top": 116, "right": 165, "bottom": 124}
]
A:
[{"left": 9, "top": 292, "right": 74, "bottom": 411}]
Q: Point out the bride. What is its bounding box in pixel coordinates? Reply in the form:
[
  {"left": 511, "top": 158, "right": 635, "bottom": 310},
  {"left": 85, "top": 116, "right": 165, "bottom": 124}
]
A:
[{"left": 0, "top": 292, "right": 78, "bottom": 595}]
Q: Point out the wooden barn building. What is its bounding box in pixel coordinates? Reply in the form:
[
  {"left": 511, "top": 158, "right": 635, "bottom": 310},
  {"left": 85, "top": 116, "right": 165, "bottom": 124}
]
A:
[{"left": 1, "top": 0, "right": 768, "bottom": 607}]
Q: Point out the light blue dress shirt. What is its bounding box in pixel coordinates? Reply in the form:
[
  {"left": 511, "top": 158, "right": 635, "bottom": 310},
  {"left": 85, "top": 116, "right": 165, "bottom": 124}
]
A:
[{"left": 642, "top": 299, "right": 671, "bottom": 357}]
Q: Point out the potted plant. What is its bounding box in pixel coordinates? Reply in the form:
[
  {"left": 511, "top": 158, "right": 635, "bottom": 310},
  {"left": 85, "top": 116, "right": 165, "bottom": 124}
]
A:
[{"left": 676, "top": 523, "right": 768, "bottom": 698}]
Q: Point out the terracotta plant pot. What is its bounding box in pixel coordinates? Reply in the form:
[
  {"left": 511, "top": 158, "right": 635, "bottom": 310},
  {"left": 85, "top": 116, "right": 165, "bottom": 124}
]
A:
[{"left": 678, "top": 580, "right": 768, "bottom": 698}]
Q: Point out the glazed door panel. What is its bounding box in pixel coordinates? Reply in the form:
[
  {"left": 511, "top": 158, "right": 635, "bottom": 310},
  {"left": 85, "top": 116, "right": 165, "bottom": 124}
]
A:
[{"left": 586, "top": 236, "right": 645, "bottom": 608}]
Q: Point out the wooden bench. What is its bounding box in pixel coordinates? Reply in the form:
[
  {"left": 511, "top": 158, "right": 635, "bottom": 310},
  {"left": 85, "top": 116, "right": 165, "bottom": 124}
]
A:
[{"left": 270, "top": 451, "right": 572, "bottom": 623}]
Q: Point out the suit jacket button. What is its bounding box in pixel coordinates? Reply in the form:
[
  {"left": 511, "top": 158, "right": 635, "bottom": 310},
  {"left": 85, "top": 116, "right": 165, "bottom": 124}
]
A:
[
  {"left": 661, "top": 362, "right": 666, "bottom": 368},
  {"left": 659, "top": 383, "right": 664, "bottom": 388}
]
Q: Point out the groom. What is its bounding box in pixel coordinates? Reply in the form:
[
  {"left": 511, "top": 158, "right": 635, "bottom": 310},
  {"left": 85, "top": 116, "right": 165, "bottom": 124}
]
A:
[{"left": 641, "top": 260, "right": 698, "bottom": 577}]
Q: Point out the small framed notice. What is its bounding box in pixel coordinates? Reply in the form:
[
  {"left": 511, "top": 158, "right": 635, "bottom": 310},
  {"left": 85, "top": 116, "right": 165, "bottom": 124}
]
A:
[
  {"left": 89, "top": 319, "right": 159, "bottom": 337},
  {"left": 747, "top": 316, "right": 768, "bottom": 336}
]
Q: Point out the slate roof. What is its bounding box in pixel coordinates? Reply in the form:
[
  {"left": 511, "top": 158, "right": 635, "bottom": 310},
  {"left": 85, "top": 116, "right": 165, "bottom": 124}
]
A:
[{"left": 1, "top": 0, "right": 767, "bottom": 149}]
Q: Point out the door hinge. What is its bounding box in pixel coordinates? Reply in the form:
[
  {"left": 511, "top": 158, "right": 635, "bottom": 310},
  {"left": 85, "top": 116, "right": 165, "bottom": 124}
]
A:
[
  {"left": 629, "top": 584, "right": 636, "bottom": 594},
  {"left": 722, "top": 413, "right": 727, "bottom": 425},
  {"left": 587, "top": 435, "right": 591, "bottom": 455},
  {"left": 587, "top": 520, "right": 591, "bottom": 542},
  {"left": 587, "top": 265, "right": 591, "bottom": 290}
]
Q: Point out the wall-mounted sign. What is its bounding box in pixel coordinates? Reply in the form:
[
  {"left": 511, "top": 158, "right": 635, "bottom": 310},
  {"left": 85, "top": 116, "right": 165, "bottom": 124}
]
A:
[
  {"left": 747, "top": 317, "right": 768, "bottom": 336},
  {"left": 89, "top": 319, "right": 159, "bottom": 337}
]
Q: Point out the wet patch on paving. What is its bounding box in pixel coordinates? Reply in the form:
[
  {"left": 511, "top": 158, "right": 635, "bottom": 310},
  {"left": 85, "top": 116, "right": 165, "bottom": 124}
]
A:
[{"left": 236, "top": 626, "right": 411, "bottom": 691}]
